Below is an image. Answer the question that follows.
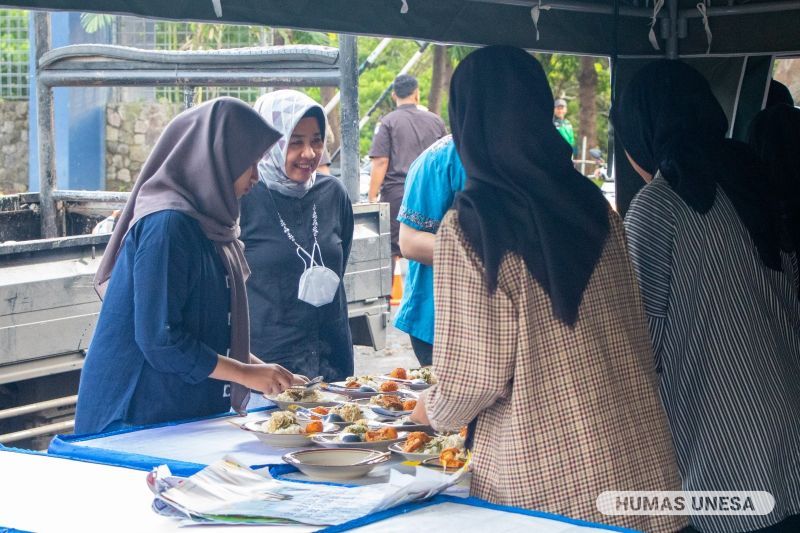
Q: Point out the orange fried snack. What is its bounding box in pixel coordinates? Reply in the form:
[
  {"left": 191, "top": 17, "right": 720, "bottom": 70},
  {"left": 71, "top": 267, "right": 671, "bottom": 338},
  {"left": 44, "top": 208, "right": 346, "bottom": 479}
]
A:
[
  {"left": 389, "top": 368, "right": 408, "bottom": 380},
  {"left": 401, "top": 399, "right": 417, "bottom": 411},
  {"left": 345, "top": 379, "right": 360, "bottom": 388},
  {"left": 380, "top": 395, "right": 405, "bottom": 411},
  {"left": 304, "top": 420, "right": 323, "bottom": 434},
  {"left": 403, "top": 431, "right": 431, "bottom": 453},
  {"left": 459, "top": 426, "right": 468, "bottom": 438},
  {"left": 311, "top": 406, "right": 330, "bottom": 415},
  {"left": 379, "top": 381, "right": 399, "bottom": 392},
  {"left": 439, "top": 447, "right": 466, "bottom": 468},
  {"left": 365, "top": 427, "right": 399, "bottom": 442}
]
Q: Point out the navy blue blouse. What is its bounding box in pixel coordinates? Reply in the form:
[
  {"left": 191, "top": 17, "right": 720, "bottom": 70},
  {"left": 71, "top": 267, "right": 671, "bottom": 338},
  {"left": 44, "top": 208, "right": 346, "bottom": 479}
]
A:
[
  {"left": 74, "top": 210, "right": 232, "bottom": 434},
  {"left": 240, "top": 176, "right": 354, "bottom": 381}
]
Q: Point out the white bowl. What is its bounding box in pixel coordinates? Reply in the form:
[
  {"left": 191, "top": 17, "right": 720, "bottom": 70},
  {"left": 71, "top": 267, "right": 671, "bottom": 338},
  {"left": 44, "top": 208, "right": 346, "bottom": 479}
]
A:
[
  {"left": 264, "top": 391, "right": 348, "bottom": 411},
  {"left": 387, "top": 442, "right": 438, "bottom": 462},
  {"left": 241, "top": 419, "right": 336, "bottom": 448},
  {"left": 282, "top": 448, "right": 389, "bottom": 481}
]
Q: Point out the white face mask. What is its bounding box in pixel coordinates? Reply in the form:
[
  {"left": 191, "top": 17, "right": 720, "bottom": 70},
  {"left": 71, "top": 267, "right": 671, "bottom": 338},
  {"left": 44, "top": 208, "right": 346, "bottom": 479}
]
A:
[
  {"left": 298, "top": 261, "right": 340, "bottom": 307},
  {"left": 273, "top": 198, "right": 340, "bottom": 307}
]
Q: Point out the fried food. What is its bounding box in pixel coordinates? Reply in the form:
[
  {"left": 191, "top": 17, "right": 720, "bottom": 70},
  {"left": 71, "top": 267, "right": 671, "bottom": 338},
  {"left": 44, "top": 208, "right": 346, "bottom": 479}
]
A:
[
  {"left": 379, "top": 381, "right": 399, "bottom": 392},
  {"left": 401, "top": 399, "right": 417, "bottom": 411},
  {"left": 439, "top": 447, "right": 466, "bottom": 468},
  {"left": 389, "top": 368, "right": 408, "bottom": 380},
  {"left": 403, "top": 431, "right": 432, "bottom": 453},
  {"left": 381, "top": 395, "right": 405, "bottom": 410},
  {"left": 304, "top": 420, "right": 323, "bottom": 434},
  {"left": 365, "top": 427, "right": 399, "bottom": 442},
  {"left": 311, "top": 406, "right": 330, "bottom": 415}
]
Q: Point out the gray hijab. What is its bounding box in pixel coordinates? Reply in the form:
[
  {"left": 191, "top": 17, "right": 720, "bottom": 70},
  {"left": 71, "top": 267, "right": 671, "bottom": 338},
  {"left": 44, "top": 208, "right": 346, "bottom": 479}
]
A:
[
  {"left": 95, "top": 97, "right": 281, "bottom": 414},
  {"left": 253, "top": 90, "right": 327, "bottom": 198}
]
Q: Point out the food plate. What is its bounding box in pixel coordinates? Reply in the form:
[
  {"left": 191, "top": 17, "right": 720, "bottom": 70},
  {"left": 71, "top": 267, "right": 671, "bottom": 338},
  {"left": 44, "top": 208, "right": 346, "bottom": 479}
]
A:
[
  {"left": 421, "top": 456, "right": 465, "bottom": 474},
  {"left": 369, "top": 405, "right": 413, "bottom": 418},
  {"left": 282, "top": 448, "right": 390, "bottom": 481},
  {"left": 311, "top": 432, "right": 407, "bottom": 451},
  {"left": 324, "top": 382, "right": 382, "bottom": 399},
  {"left": 377, "top": 375, "right": 431, "bottom": 391},
  {"left": 264, "top": 391, "right": 347, "bottom": 411},
  {"left": 294, "top": 403, "right": 367, "bottom": 429},
  {"left": 387, "top": 442, "right": 438, "bottom": 462},
  {"left": 241, "top": 419, "right": 336, "bottom": 448},
  {"left": 372, "top": 416, "right": 430, "bottom": 432}
]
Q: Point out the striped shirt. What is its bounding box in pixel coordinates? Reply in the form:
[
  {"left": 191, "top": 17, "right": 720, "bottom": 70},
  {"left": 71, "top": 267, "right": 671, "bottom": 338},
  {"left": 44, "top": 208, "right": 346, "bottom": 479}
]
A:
[{"left": 625, "top": 173, "right": 800, "bottom": 533}]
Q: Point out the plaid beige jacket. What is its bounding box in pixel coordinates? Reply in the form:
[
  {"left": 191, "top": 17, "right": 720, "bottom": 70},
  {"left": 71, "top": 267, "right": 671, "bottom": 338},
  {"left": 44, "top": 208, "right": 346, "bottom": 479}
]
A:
[{"left": 425, "top": 210, "right": 686, "bottom": 533}]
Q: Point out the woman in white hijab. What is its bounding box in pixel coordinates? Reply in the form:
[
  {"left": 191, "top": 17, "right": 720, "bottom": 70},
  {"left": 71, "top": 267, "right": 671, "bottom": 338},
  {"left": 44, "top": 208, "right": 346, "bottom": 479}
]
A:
[{"left": 241, "top": 90, "right": 355, "bottom": 381}]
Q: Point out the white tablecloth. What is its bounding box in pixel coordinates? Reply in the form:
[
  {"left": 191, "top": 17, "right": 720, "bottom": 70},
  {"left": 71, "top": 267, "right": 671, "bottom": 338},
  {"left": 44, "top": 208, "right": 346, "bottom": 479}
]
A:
[{"left": 0, "top": 450, "right": 318, "bottom": 533}]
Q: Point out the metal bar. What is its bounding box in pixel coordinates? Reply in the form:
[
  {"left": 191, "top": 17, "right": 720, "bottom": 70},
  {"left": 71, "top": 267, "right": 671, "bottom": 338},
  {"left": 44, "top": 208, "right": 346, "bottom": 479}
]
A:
[
  {"left": 681, "top": 0, "right": 800, "bottom": 18},
  {"left": 339, "top": 34, "right": 360, "bottom": 203},
  {"left": 0, "top": 419, "right": 75, "bottom": 445},
  {"left": 38, "top": 70, "right": 342, "bottom": 88},
  {"left": 0, "top": 396, "right": 78, "bottom": 421},
  {"left": 52, "top": 190, "right": 131, "bottom": 203},
  {"left": 34, "top": 12, "right": 58, "bottom": 239},
  {"left": 580, "top": 136, "right": 587, "bottom": 176},
  {"left": 324, "top": 38, "right": 393, "bottom": 116},
  {"left": 666, "top": 0, "right": 679, "bottom": 59},
  {"left": 467, "top": 0, "right": 655, "bottom": 18}
]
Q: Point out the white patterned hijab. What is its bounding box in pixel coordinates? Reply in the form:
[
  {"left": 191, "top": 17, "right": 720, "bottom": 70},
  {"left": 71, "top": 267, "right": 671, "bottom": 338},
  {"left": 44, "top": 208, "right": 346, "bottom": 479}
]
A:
[{"left": 253, "top": 90, "right": 327, "bottom": 198}]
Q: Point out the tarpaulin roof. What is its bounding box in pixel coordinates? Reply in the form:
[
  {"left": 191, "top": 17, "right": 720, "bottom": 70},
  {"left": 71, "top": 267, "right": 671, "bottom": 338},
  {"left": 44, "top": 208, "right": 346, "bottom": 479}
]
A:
[{"left": 3, "top": 0, "right": 800, "bottom": 57}]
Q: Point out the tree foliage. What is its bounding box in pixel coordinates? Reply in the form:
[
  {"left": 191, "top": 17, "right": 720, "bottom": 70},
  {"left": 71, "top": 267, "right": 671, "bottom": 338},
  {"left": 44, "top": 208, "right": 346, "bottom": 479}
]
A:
[{"left": 77, "top": 14, "right": 611, "bottom": 157}]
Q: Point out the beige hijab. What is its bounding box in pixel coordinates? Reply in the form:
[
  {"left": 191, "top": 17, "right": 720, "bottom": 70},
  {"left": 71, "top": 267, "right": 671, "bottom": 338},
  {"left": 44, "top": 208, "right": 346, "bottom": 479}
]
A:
[{"left": 95, "top": 97, "right": 281, "bottom": 414}]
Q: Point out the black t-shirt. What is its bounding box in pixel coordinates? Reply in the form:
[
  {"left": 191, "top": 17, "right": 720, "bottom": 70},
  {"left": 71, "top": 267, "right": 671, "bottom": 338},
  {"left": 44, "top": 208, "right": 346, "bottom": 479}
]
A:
[
  {"left": 368, "top": 104, "right": 446, "bottom": 190},
  {"left": 239, "top": 175, "right": 355, "bottom": 381}
]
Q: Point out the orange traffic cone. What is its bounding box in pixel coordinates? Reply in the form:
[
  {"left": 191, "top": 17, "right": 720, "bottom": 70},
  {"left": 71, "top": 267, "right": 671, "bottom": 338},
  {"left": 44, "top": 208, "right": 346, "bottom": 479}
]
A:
[{"left": 390, "top": 260, "right": 404, "bottom": 306}]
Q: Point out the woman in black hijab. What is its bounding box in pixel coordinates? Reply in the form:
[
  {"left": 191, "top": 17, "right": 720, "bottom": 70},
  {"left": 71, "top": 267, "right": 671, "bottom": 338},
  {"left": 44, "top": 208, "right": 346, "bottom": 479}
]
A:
[
  {"left": 410, "top": 46, "right": 684, "bottom": 532},
  {"left": 749, "top": 103, "right": 800, "bottom": 257},
  {"left": 615, "top": 60, "right": 800, "bottom": 533}
]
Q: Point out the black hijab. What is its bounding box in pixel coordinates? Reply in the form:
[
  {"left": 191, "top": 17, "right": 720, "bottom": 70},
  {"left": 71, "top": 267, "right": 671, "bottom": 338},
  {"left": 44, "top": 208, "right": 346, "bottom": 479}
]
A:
[
  {"left": 450, "top": 46, "right": 610, "bottom": 326},
  {"left": 749, "top": 104, "right": 800, "bottom": 259},
  {"left": 766, "top": 80, "right": 795, "bottom": 109},
  {"left": 612, "top": 60, "right": 781, "bottom": 271}
]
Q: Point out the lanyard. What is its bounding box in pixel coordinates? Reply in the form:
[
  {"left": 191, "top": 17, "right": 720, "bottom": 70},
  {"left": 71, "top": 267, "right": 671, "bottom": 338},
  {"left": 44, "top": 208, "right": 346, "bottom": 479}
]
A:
[{"left": 265, "top": 187, "right": 325, "bottom": 270}]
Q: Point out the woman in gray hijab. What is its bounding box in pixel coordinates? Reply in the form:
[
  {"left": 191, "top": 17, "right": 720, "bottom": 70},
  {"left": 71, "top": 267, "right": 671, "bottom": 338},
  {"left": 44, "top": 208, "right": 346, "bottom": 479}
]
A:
[
  {"left": 75, "top": 97, "right": 306, "bottom": 434},
  {"left": 241, "top": 90, "right": 355, "bottom": 382}
]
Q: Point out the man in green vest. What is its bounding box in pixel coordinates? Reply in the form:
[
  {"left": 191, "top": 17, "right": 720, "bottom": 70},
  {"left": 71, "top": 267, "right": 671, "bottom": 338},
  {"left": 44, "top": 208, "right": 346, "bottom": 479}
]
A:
[{"left": 553, "top": 98, "right": 577, "bottom": 156}]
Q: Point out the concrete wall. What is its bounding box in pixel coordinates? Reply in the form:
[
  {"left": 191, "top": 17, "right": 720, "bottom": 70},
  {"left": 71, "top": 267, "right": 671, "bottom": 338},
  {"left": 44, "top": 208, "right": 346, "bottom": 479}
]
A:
[
  {"left": 104, "top": 101, "right": 181, "bottom": 192},
  {"left": 0, "top": 101, "right": 29, "bottom": 194}
]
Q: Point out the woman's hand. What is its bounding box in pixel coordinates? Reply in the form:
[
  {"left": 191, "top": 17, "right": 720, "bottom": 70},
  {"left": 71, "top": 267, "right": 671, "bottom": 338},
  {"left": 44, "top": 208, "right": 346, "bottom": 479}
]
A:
[
  {"left": 239, "top": 363, "right": 295, "bottom": 396},
  {"left": 292, "top": 374, "right": 310, "bottom": 386}
]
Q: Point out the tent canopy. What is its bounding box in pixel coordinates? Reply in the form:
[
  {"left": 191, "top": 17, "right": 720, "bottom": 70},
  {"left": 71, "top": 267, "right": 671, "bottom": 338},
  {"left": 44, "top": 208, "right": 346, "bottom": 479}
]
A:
[{"left": 3, "top": 0, "right": 800, "bottom": 57}]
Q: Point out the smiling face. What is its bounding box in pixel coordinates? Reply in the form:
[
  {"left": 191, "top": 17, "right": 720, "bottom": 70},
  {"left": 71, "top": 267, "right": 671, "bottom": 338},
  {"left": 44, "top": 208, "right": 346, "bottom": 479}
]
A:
[
  {"left": 233, "top": 163, "right": 259, "bottom": 198},
  {"left": 554, "top": 104, "right": 567, "bottom": 120},
  {"left": 284, "top": 116, "right": 324, "bottom": 184}
]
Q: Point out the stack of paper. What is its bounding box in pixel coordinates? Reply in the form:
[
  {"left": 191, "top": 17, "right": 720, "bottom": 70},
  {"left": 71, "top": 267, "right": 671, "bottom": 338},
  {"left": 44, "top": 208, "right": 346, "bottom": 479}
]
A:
[{"left": 149, "top": 455, "right": 468, "bottom": 526}]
